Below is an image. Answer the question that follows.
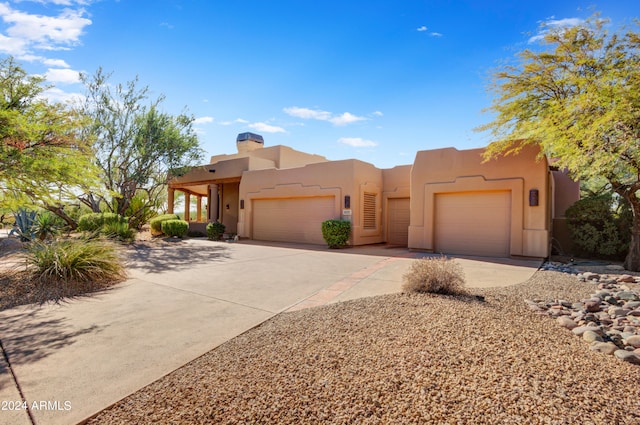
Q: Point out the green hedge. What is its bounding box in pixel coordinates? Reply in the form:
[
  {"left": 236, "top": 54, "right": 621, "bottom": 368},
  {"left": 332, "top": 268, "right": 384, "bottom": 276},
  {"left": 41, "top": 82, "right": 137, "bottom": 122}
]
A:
[
  {"left": 566, "top": 193, "right": 632, "bottom": 259},
  {"left": 206, "top": 222, "right": 226, "bottom": 241},
  {"left": 161, "top": 219, "right": 189, "bottom": 238},
  {"left": 77, "top": 212, "right": 128, "bottom": 232},
  {"left": 321, "top": 219, "right": 351, "bottom": 248},
  {"left": 150, "top": 214, "right": 180, "bottom": 234}
]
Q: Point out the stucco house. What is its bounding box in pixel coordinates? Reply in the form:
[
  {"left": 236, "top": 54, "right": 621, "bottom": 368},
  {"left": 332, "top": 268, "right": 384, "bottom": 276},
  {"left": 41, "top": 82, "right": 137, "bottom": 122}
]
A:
[{"left": 168, "top": 132, "right": 578, "bottom": 258}]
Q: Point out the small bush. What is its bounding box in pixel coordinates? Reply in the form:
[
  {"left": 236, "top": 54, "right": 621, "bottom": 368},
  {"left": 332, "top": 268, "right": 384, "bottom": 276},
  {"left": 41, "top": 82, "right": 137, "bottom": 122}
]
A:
[
  {"left": 102, "top": 221, "right": 135, "bottom": 242},
  {"left": 566, "top": 193, "right": 631, "bottom": 259},
  {"left": 150, "top": 214, "right": 180, "bottom": 235},
  {"left": 402, "top": 256, "right": 467, "bottom": 295},
  {"left": 206, "top": 221, "right": 226, "bottom": 241},
  {"left": 161, "top": 219, "right": 189, "bottom": 238},
  {"left": 78, "top": 212, "right": 127, "bottom": 232},
  {"left": 321, "top": 219, "right": 351, "bottom": 248},
  {"left": 27, "top": 237, "right": 126, "bottom": 284},
  {"left": 32, "top": 211, "right": 64, "bottom": 240}
]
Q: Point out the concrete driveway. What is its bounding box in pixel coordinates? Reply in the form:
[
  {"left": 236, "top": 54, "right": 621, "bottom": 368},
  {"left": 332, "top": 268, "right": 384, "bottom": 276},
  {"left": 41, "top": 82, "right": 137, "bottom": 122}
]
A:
[{"left": 0, "top": 239, "right": 540, "bottom": 425}]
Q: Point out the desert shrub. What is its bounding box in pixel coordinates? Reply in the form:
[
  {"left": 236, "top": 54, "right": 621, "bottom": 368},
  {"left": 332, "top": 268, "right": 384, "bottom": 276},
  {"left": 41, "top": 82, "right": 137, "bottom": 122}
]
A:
[
  {"left": 161, "top": 219, "right": 189, "bottom": 237},
  {"left": 102, "top": 221, "right": 136, "bottom": 242},
  {"left": 26, "top": 237, "right": 126, "bottom": 284},
  {"left": 32, "top": 211, "right": 64, "bottom": 240},
  {"left": 150, "top": 214, "right": 180, "bottom": 235},
  {"left": 12, "top": 208, "right": 37, "bottom": 241},
  {"left": 206, "top": 221, "right": 226, "bottom": 241},
  {"left": 321, "top": 219, "right": 351, "bottom": 248},
  {"left": 402, "top": 256, "right": 467, "bottom": 295},
  {"left": 78, "top": 212, "right": 127, "bottom": 232},
  {"left": 566, "top": 194, "right": 631, "bottom": 259}
]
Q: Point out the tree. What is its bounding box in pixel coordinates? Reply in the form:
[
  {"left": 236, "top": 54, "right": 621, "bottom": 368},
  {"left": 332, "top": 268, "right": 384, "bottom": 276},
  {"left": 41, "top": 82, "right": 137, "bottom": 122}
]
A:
[
  {"left": 0, "top": 56, "right": 101, "bottom": 227},
  {"left": 478, "top": 17, "right": 640, "bottom": 270},
  {"left": 78, "top": 69, "right": 203, "bottom": 227}
]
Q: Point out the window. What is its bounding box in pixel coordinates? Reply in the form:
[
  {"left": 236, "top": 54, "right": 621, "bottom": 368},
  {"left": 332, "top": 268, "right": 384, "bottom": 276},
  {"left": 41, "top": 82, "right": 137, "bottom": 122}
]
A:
[{"left": 363, "top": 192, "right": 377, "bottom": 230}]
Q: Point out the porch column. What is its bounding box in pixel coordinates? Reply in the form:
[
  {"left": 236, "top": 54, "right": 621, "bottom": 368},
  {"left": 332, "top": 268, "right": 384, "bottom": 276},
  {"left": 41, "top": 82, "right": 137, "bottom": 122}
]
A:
[
  {"left": 184, "top": 192, "right": 191, "bottom": 222},
  {"left": 196, "top": 195, "right": 202, "bottom": 222},
  {"left": 167, "top": 188, "right": 175, "bottom": 214},
  {"left": 208, "top": 184, "right": 219, "bottom": 222}
]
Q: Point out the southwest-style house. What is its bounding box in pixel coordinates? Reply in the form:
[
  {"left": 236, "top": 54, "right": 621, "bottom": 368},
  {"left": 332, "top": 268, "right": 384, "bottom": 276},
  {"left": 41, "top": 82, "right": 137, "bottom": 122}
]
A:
[{"left": 168, "top": 132, "right": 578, "bottom": 258}]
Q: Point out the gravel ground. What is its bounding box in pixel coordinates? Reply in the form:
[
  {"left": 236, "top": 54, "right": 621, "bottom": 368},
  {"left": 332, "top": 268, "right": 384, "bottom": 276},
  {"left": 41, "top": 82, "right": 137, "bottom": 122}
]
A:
[{"left": 89, "top": 271, "right": 640, "bottom": 424}]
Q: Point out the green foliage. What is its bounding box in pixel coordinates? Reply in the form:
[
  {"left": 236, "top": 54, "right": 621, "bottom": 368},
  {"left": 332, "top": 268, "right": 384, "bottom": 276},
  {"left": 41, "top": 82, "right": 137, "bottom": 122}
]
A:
[
  {"left": 102, "top": 221, "right": 136, "bottom": 243},
  {"left": 78, "top": 212, "right": 128, "bottom": 232},
  {"left": 77, "top": 68, "right": 204, "bottom": 221},
  {"left": 26, "top": 237, "right": 125, "bottom": 284},
  {"left": 0, "top": 57, "right": 102, "bottom": 211},
  {"left": 125, "top": 192, "right": 159, "bottom": 230},
  {"left": 12, "top": 208, "right": 37, "bottom": 241},
  {"left": 149, "top": 214, "right": 180, "bottom": 234},
  {"left": 402, "top": 257, "right": 467, "bottom": 295},
  {"left": 161, "top": 219, "right": 189, "bottom": 238},
  {"left": 321, "top": 220, "right": 351, "bottom": 248},
  {"left": 206, "top": 221, "right": 226, "bottom": 241},
  {"left": 566, "top": 194, "right": 631, "bottom": 259},
  {"left": 478, "top": 16, "right": 640, "bottom": 270},
  {"left": 32, "top": 211, "right": 64, "bottom": 240}
]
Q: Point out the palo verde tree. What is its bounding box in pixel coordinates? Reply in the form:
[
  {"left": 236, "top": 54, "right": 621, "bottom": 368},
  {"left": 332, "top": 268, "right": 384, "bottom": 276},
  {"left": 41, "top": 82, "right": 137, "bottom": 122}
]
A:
[
  {"left": 77, "top": 68, "right": 203, "bottom": 227},
  {"left": 478, "top": 17, "right": 640, "bottom": 271},
  {"left": 0, "top": 56, "right": 101, "bottom": 227}
]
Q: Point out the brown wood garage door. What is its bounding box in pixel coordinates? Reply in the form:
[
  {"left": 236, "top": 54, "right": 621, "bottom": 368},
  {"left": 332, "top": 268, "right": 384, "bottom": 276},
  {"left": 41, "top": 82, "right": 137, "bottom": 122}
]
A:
[
  {"left": 387, "top": 198, "right": 410, "bottom": 246},
  {"left": 253, "top": 197, "right": 336, "bottom": 245},
  {"left": 434, "top": 191, "right": 511, "bottom": 257}
]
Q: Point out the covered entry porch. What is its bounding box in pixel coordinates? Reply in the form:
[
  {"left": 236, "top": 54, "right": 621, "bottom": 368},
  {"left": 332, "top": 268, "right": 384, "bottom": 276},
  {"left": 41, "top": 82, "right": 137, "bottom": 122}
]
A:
[{"left": 168, "top": 177, "right": 240, "bottom": 235}]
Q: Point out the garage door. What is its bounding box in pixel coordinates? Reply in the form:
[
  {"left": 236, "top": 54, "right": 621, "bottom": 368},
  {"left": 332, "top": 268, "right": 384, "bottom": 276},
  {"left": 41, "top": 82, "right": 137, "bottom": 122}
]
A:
[
  {"left": 434, "top": 191, "right": 511, "bottom": 257},
  {"left": 387, "top": 198, "right": 410, "bottom": 246},
  {"left": 253, "top": 197, "right": 336, "bottom": 245}
]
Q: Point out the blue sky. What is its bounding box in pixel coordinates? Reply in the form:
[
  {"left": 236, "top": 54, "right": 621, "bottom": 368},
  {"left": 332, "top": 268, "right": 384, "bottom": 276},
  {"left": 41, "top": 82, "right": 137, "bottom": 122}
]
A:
[{"left": 1, "top": 1, "right": 638, "bottom": 168}]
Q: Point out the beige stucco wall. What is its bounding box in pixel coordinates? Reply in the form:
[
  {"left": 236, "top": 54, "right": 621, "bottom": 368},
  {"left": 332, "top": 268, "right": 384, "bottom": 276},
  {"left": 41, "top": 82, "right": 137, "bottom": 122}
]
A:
[
  {"left": 382, "top": 165, "right": 411, "bottom": 242},
  {"left": 408, "top": 145, "right": 550, "bottom": 258},
  {"left": 238, "top": 159, "right": 384, "bottom": 245}
]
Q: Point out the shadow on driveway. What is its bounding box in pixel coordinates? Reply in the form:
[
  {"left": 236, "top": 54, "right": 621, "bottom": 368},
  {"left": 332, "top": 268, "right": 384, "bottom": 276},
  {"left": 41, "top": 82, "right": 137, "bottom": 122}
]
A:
[
  {"left": 0, "top": 309, "right": 103, "bottom": 374},
  {"left": 125, "top": 240, "right": 231, "bottom": 273}
]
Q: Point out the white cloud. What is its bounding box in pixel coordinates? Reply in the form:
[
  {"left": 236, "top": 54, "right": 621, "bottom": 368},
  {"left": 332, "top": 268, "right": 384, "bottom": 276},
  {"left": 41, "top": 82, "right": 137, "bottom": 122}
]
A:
[
  {"left": 329, "top": 112, "right": 367, "bottom": 126},
  {"left": 529, "top": 17, "right": 584, "bottom": 43},
  {"left": 44, "top": 67, "right": 80, "bottom": 83},
  {"left": 283, "top": 106, "right": 331, "bottom": 121},
  {"left": 220, "top": 118, "right": 249, "bottom": 125},
  {"left": 0, "top": 3, "right": 92, "bottom": 55},
  {"left": 38, "top": 86, "right": 83, "bottom": 104},
  {"left": 284, "top": 106, "right": 368, "bottom": 126},
  {"left": 430, "top": 32, "right": 443, "bottom": 37},
  {"left": 249, "top": 122, "right": 286, "bottom": 133},
  {"left": 193, "top": 116, "right": 214, "bottom": 124},
  {"left": 338, "top": 137, "right": 378, "bottom": 148},
  {"left": 19, "top": 54, "right": 70, "bottom": 67},
  {"left": 372, "top": 111, "right": 383, "bottom": 116},
  {"left": 417, "top": 25, "right": 428, "bottom": 32}
]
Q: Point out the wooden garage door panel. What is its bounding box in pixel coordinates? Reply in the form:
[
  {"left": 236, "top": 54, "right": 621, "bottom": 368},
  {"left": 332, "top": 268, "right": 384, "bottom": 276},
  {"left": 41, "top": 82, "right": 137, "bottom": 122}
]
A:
[
  {"left": 253, "top": 197, "right": 335, "bottom": 245},
  {"left": 388, "top": 198, "right": 410, "bottom": 246},
  {"left": 435, "top": 191, "right": 511, "bottom": 257}
]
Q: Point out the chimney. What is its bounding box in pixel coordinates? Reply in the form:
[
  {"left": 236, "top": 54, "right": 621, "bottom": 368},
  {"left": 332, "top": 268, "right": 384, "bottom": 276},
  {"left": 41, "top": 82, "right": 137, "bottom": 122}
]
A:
[{"left": 236, "top": 132, "right": 264, "bottom": 153}]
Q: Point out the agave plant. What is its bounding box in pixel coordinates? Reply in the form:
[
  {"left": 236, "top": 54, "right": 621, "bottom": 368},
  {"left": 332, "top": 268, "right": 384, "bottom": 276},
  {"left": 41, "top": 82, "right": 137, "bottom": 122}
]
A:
[
  {"left": 11, "top": 208, "right": 37, "bottom": 241},
  {"left": 32, "top": 211, "right": 63, "bottom": 240}
]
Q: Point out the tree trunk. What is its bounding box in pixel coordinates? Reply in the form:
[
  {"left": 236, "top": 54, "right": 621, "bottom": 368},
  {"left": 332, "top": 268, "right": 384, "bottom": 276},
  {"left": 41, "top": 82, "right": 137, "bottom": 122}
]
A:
[
  {"left": 623, "top": 194, "right": 640, "bottom": 271},
  {"left": 45, "top": 205, "right": 78, "bottom": 230}
]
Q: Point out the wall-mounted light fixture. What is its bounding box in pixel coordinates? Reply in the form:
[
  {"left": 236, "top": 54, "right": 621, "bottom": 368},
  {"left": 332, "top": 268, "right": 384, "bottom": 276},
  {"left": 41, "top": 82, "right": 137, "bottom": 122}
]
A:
[
  {"left": 240, "top": 199, "right": 244, "bottom": 209},
  {"left": 529, "top": 189, "right": 539, "bottom": 206},
  {"left": 344, "top": 195, "right": 351, "bottom": 209},
  {"left": 226, "top": 204, "right": 230, "bottom": 210}
]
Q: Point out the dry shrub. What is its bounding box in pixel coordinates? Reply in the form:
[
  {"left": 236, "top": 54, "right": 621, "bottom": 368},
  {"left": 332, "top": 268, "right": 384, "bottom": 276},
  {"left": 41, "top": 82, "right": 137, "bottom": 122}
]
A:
[{"left": 402, "top": 256, "right": 467, "bottom": 295}]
